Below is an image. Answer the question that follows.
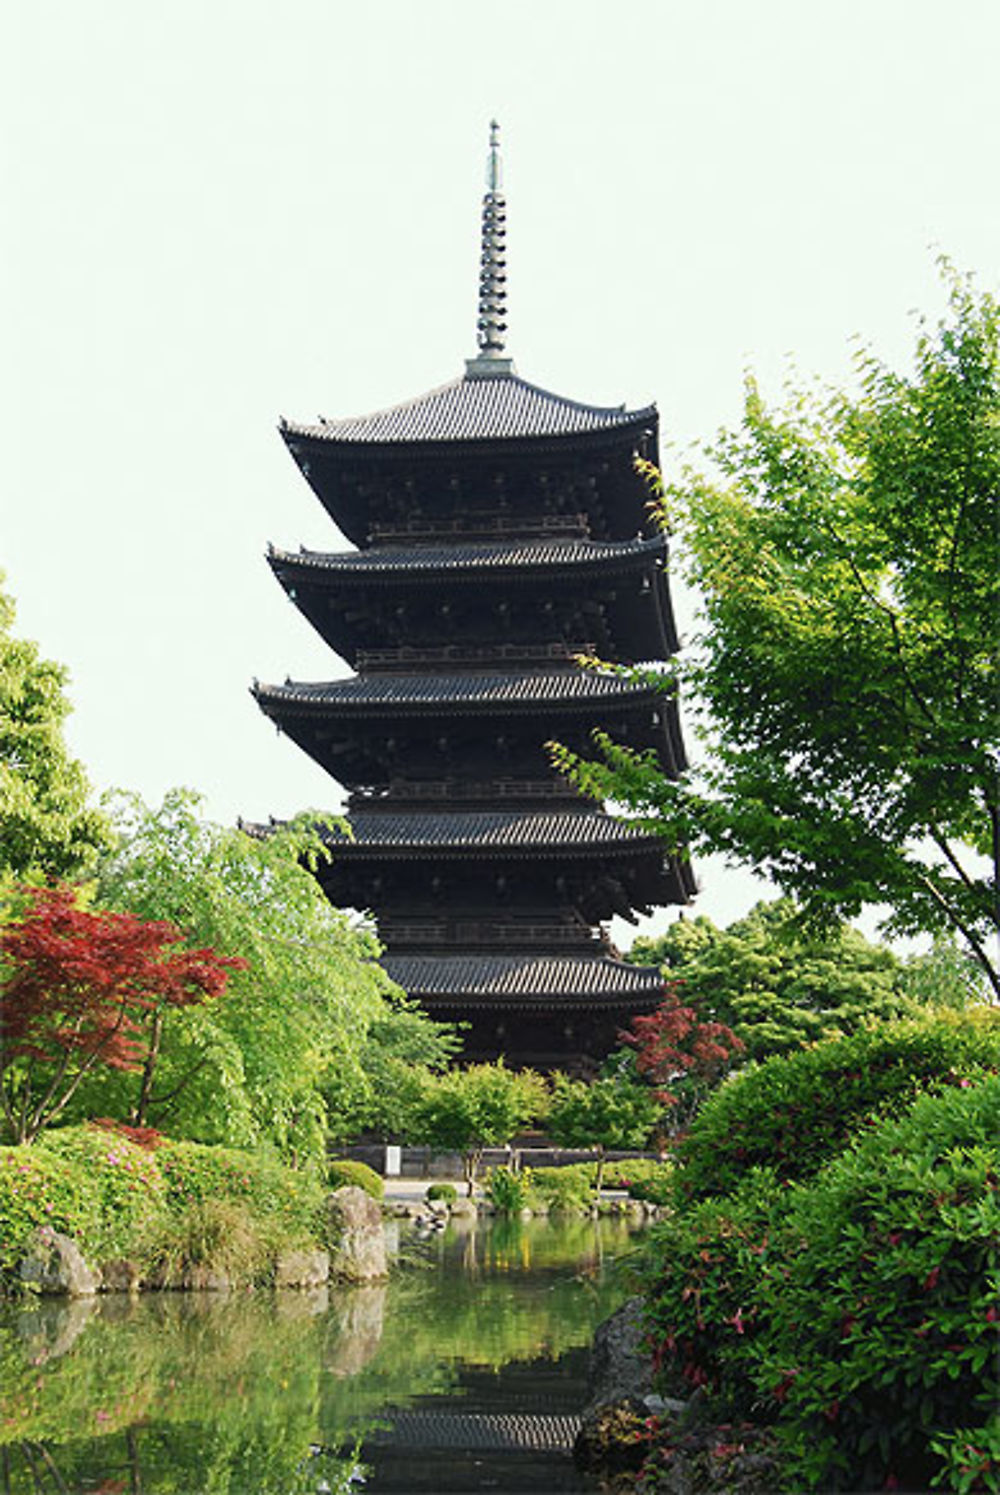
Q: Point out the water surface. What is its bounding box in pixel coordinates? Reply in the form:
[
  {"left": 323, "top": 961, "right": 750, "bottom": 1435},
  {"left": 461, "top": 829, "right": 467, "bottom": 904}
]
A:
[{"left": 0, "top": 1214, "right": 645, "bottom": 1494}]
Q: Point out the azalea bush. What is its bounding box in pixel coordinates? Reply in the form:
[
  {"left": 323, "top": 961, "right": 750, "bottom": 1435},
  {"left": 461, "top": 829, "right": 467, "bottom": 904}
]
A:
[
  {"left": 753, "top": 1077, "right": 1000, "bottom": 1493},
  {"left": 35, "top": 1125, "right": 169, "bottom": 1259},
  {"left": 0, "top": 1144, "right": 97, "bottom": 1275},
  {"left": 156, "top": 1140, "right": 324, "bottom": 1239},
  {"left": 676, "top": 1009, "right": 1000, "bottom": 1203}
]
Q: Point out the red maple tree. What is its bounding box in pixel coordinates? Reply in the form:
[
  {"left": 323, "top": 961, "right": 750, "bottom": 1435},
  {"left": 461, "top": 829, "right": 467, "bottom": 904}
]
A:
[
  {"left": 0, "top": 884, "right": 245, "bottom": 1142},
  {"left": 622, "top": 984, "right": 743, "bottom": 1119}
]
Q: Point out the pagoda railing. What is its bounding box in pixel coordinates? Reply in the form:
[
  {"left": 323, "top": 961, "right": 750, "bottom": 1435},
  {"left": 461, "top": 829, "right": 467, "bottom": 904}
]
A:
[
  {"left": 351, "top": 777, "right": 582, "bottom": 805},
  {"left": 383, "top": 920, "right": 608, "bottom": 948},
  {"left": 357, "top": 642, "right": 594, "bottom": 673},
  {"left": 369, "top": 512, "right": 591, "bottom": 544}
]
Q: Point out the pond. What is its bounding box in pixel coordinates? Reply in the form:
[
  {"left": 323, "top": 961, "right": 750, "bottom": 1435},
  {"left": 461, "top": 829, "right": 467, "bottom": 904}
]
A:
[{"left": 0, "top": 1213, "right": 647, "bottom": 1494}]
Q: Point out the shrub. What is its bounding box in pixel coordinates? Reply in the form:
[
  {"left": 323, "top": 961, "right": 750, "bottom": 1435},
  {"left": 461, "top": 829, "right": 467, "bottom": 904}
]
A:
[
  {"left": 640, "top": 1168, "right": 782, "bottom": 1404},
  {"left": 158, "top": 1141, "right": 324, "bottom": 1238},
  {"left": 611, "top": 1159, "right": 674, "bottom": 1205},
  {"left": 0, "top": 1145, "right": 99, "bottom": 1278},
  {"left": 141, "top": 1197, "right": 274, "bottom": 1286},
  {"left": 327, "top": 1158, "right": 384, "bottom": 1201},
  {"left": 677, "top": 1009, "right": 1000, "bottom": 1201},
  {"left": 484, "top": 1165, "right": 533, "bottom": 1213},
  {"left": 529, "top": 1165, "right": 593, "bottom": 1213},
  {"left": 425, "top": 1182, "right": 458, "bottom": 1204},
  {"left": 36, "top": 1124, "right": 169, "bottom": 1259},
  {"left": 752, "top": 1076, "right": 1000, "bottom": 1493}
]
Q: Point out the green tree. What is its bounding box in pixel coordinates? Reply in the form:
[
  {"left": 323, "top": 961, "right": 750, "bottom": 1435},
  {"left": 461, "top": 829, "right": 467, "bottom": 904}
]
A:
[
  {"left": 629, "top": 900, "right": 910, "bottom": 1060},
  {"left": 547, "top": 1064, "right": 660, "bottom": 1195},
  {"left": 410, "top": 1062, "right": 547, "bottom": 1195},
  {"left": 900, "top": 932, "right": 992, "bottom": 1010},
  {"left": 87, "top": 789, "right": 405, "bottom": 1163},
  {"left": 325, "top": 999, "right": 463, "bottom": 1142},
  {"left": 0, "top": 574, "right": 111, "bottom": 880},
  {"left": 554, "top": 270, "right": 1000, "bottom": 997}
]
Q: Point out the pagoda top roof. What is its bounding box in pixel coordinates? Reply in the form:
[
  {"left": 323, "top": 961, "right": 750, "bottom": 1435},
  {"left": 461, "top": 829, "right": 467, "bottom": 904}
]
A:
[
  {"left": 269, "top": 533, "right": 666, "bottom": 576},
  {"left": 381, "top": 950, "right": 667, "bottom": 1004},
  {"left": 280, "top": 371, "right": 655, "bottom": 449}
]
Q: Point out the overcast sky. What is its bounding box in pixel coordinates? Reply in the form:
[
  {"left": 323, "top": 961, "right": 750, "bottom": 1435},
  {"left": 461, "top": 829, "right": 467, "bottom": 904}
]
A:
[{"left": 4, "top": 0, "right": 998, "bottom": 940}]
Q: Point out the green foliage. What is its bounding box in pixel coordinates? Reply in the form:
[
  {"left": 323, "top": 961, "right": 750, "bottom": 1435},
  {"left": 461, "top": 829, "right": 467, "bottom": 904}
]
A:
[
  {"left": 902, "top": 933, "right": 994, "bottom": 1011},
  {"left": 410, "top": 1062, "right": 548, "bottom": 1193},
  {"left": 155, "top": 1139, "right": 324, "bottom": 1241},
  {"left": 0, "top": 1143, "right": 99, "bottom": 1276},
  {"left": 140, "top": 1197, "right": 278, "bottom": 1286},
  {"left": 547, "top": 1069, "right": 660, "bottom": 1192},
  {"left": 629, "top": 899, "right": 911, "bottom": 1061},
  {"left": 0, "top": 574, "right": 112, "bottom": 881},
  {"left": 425, "top": 1182, "right": 458, "bottom": 1204},
  {"left": 90, "top": 789, "right": 406, "bottom": 1162},
  {"left": 555, "top": 270, "right": 1000, "bottom": 996},
  {"left": 677, "top": 1008, "right": 1000, "bottom": 1203},
  {"left": 325, "top": 999, "right": 462, "bottom": 1142},
  {"left": 35, "top": 1125, "right": 169, "bottom": 1260},
  {"left": 528, "top": 1165, "right": 594, "bottom": 1213},
  {"left": 641, "top": 1168, "right": 782, "bottom": 1403},
  {"left": 484, "top": 1165, "right": 534, "bottom": 1213},
  {"left": 617, "top": 1160, "right": 674, "bottom": 1205},
  {"left": 752, "top": 1078, "right": 1000, "bottom": 1492},
  {"left": 327, "top": 1158, "right": 384, "bottom": 1200}
]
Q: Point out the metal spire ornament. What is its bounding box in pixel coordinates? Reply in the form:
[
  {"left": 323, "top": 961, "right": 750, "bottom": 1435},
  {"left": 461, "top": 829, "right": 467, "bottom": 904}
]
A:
[{"left": 466, "top": 120, "right": 515, "bottom": 378}]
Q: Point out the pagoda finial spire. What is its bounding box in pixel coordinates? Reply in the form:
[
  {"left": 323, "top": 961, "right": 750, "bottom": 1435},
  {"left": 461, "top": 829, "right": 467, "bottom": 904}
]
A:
[{"left": 466, "top": 120, "right": 515, "bottom": 378}]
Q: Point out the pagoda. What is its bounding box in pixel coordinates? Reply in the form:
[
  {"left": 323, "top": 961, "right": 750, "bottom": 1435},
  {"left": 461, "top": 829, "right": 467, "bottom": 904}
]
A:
[{"left": 253, "top": 125, "right": 694, "bottom": 1071}]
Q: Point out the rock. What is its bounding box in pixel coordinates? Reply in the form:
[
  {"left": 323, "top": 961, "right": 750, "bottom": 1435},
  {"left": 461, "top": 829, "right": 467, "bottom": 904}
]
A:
[
  {"left": 449, "top": 1198, "right": 477, "bottom": 1218},
  {"left": 573, "top": 1395, "right": 650, "bottom": 1475},
  {"left": 427, "top": 1198, "right": 450, "bottom": 1218},
  {"left": 326, "top": 1185, "right": 388, "bottom": 1282},
  {"left": 274, "top": 1248, "right": 330, "bottom": 1289},
  {"left": 583, "top": 1296, "right": 655, "bottom": 1415},
  {"left": 14, "top": 1295, "right": 98, "bottom": 1359},
  {"left": 18, "top": 1229, "right": 99, "bottom": 1297},
  {"left": 325, "top": 1283, "right": 387, "bottom": 1376},
  {"left": 99, "top": 1258, "right": 143, "bottom": 1293}
]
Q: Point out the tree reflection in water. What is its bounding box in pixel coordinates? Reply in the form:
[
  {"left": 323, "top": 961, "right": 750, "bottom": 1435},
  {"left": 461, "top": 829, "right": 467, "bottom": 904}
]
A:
[{"left": 0, "top": 1214, "right": 643, "bottom": 1493}]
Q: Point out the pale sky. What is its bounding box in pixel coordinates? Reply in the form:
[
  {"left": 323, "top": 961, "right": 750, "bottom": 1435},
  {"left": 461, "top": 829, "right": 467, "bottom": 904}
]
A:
[{"left": 3, "top": 0, "right": 998, "bottom": 940}]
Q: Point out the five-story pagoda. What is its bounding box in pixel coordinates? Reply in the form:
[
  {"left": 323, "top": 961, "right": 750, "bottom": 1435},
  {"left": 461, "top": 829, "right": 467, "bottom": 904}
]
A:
[{"left": 254, "top": 125, "right": 694, "bottom": 1070}]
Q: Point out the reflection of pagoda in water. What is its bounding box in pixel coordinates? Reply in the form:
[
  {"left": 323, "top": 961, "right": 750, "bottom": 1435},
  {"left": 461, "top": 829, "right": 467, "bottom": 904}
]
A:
[{"left": 253, "top": 125, "right": 693, "bottom": 1071}]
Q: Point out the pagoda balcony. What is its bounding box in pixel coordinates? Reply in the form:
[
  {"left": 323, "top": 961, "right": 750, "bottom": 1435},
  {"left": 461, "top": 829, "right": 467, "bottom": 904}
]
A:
[
  {"left": 349, "top": 777, "right": 583, "bottom": 807},
  {"left": 381, "top": 920, "right": 612, "bottom": 951},
  {"left": 356, "top": 642, "right": 595, "bottom": 674},
  {"left": 369, "top": 512, "right": 591, "bottom": 545}
]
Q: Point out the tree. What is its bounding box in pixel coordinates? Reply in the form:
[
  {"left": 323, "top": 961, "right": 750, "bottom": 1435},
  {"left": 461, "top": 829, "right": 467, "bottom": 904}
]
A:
[
  {"left": 0, "top": 884, "right": 242, "bottom": 1143},
  {"left": 0, "top": 574, "right": 111, "bottom": 880},
  {"left": 89, "top": 789, "right": 408, "bottom": 1163},
  {"left": 621, "top": 990, "right": 743, "bottom": 1124},
  {"left": 546, "top": 1063, "right": 661, "bottom": 1194},
  {"left": 629, "top": 900, "right": 911, "bottom": 1060},
  {"left": 410, "top": 1062, "right": 547, "bottom": 1195},
  {"left": 900, "top": 932, "right": 992, "bottom": 1011},
  {"left": 325, "top": 998, "right": 463, "bottom": 1142},
  {"left": 553, "top": 269, "right": 1000, "bottom": 996}
]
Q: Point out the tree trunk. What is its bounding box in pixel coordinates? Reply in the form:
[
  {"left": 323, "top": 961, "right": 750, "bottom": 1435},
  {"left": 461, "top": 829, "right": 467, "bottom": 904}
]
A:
[{"left": 131, "top": 1010, "right": 163, "bottom": 1127}]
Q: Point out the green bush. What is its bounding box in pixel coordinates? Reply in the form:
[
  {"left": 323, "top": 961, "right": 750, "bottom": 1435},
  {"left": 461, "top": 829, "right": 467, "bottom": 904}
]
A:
[
  {"left": 327, "top": 1158, "right": 384, "bottom": 1201},
  {"left": 529, "top": 1165, "right": 593, "bottom": 1213},
  {"left": 641, "top": 1168, "right": 782, "bottom": 1404},
  {"left": 752, "top": 1076, "right": 1000, "bottom": 1493},
  {"left": 425, "top": 1182, "right": 458, "bottom": 1204},
  {"left": 141, "top": 1197, "right": 276, "bottom": 1286},
  {"left": 158, "top": 1141, "right": 325, "bottom": 1237},
  {"left": 0, "top": 1144, "right": 99, "bottom": 1277},
  {"left": 484, "top": 1165, "right": 533, "bottom": 1213},
  {"left": 36, "top": 1125, "right": 169, "bottom": 1259},
  {"left": 678, "top": 1009, "right": 1000, "bottom": 1201}
]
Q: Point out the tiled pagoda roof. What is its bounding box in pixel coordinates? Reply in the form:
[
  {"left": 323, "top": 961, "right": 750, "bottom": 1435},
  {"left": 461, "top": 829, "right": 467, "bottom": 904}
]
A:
[
  {"left": 253, "top": 669, "right": 668, "bottom": 713},
  {"left": 280, "top": 372, "right": 654, "bottom": 447},
  {"left": 381, "top": 951, "right": 667, "bottom": 1005},
  {"left": 318, "top": 808, "right": 661, "bottom": 856},
  {"left": 268, "top": 533, "right": 667, "bottom": 577}
]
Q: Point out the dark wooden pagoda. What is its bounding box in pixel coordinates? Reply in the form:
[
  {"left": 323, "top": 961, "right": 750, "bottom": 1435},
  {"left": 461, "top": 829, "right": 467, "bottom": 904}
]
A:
[{"left": 253, "top": 125, "right": 694, "bottom": 1071}]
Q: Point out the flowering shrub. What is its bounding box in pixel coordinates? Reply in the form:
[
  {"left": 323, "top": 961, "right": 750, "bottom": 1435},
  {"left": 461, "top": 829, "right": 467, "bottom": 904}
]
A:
[
  {"left": 36, "top": 1124, "right": 168, "bottom": 1259},
  {"left": 752, "top": 1076, "right": 1000, "bottom": 1492},
  {"left": 641, "top": 1168, "right": 781, "bottom": 1406},
  {"left": 676, "top": 1009, "right": 1000, "bottom": 1202},
  {"left": 529, "top": 1165, "right": 593, "bottom": 1213},
  {"left": 0, "top": 1145, "right": 97, "bottom": 1275},
  {"left": 157, "top": 1141, "right": 325, "bottom": 1237}
]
